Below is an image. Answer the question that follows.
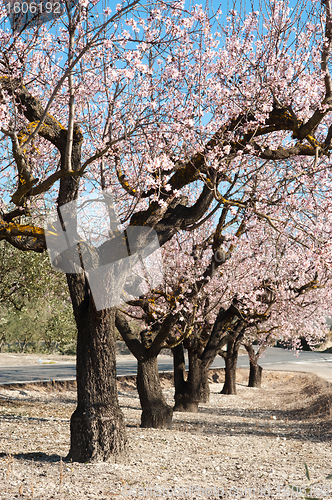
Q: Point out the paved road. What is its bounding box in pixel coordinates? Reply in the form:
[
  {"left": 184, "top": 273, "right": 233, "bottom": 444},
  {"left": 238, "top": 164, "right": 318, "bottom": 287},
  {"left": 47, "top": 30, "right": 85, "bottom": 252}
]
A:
[
  {"left": 236, "top": 347, "right": 332, "bottom": 383},
  {"left": 0, "top": 347, "right": 331, "bottom": 385}
]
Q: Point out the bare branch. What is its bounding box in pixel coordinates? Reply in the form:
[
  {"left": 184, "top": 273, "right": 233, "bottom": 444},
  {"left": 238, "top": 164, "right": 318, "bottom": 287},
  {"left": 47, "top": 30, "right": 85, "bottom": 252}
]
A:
[
  {"left": 63, "top": 28, "right": 76, "bottom": 172},
  {"left": 12, "top": 0, "right": 142, "bottom": 151}
]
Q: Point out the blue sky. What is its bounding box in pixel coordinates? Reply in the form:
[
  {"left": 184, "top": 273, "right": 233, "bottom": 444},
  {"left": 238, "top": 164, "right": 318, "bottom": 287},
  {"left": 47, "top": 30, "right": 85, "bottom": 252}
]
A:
[{"left": 0, "top": 0, "right": 316, "bottom": 210}]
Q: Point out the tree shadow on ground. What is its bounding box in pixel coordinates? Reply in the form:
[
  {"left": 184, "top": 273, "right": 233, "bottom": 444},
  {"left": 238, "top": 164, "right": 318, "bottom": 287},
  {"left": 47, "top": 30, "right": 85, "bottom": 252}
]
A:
[
  {"left": 172, "top": 416, "right": 331, "bottom": 442},
  {"left": 0, "top": 451, "right": 63, "bottom": 462},
  {"left": 120, "top": 404, "right": 141, "bottom": 411}
]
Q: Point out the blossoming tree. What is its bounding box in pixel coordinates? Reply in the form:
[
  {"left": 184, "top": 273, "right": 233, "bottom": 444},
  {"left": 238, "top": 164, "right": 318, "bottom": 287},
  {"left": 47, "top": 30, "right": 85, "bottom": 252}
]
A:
[{"left": 1, "top": 0, "right": 332, "bottom": 462}]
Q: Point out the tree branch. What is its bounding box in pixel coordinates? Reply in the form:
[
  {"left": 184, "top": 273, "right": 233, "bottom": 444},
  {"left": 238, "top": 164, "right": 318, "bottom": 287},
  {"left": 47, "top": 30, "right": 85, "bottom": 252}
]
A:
[{"left": 115, "top": 310, "right": 146, "bottom": 360}]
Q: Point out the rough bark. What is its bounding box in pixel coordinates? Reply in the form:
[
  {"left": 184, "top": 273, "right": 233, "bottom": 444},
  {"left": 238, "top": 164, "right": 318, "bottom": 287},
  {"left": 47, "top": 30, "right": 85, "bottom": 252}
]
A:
[
  {"left": 200, "top": 302, "right": 240, "bottom": 371},
  {"left": 66, "top": 272, "right": 127, "bottom": 462},
  {"left": 248, "top": 361, "right": 263, "bottom": 388},
  {"left": 115, "top": 310, "right": 174, "bottom": 429},
  {"left": 137, "top": 356, "right": 173, "bottom": 429},
  {"left": 220, "top": 339, "right": 239, "bottom": 395},
  {"left": 172, "top": 343, "right": 190, "bottom": 411},
  {"left": 245, "top": 343, "right": 263, "bottom": 388},
  {"left": 172, "top": 304, "right": 243, "bottom": 412},
  {"left": 55, "top": 171, "right": 127, "bottom": 463},
  {"left": 172, "top": 346, "right": 210, "bottom": 412},
  {"left": 172, "top": 304, "right": 242, "bottom": 411},
  {"left": 199, "top": 366, "right": 210, "bottom": 403}
]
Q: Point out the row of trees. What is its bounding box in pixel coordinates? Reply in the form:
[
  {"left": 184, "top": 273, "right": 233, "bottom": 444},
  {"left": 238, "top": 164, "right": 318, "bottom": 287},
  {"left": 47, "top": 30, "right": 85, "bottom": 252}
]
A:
[
  {"left": 1, "top": 0, "right": 332, "bottom": 462},
  {"left": 115, "top": 222, "right": 332, "bottom": 427}
]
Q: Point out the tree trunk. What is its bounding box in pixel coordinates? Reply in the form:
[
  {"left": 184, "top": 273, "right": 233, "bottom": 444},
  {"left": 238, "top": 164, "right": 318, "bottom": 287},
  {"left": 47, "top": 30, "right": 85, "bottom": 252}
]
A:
[
  {"left": 248, "top": 361, "right": 263, "bottom": 388},
  {"left": 177, "top": 349, "right": 200, "bottom": 412},
  {"left": 52, "top": 341, "right": 58, "bottom": 354},
  {"left": 172, "top": 343, "right": 190, "bottom": 411},
  {"left": 20, "top": 338, "right": 28, "bottom": 353},
  {"left": 66, "top": 274, "right": 127, "bottom": 462},
  {"left": 199, "top": 366, "right": 210, "bottom": 403},
  {"left": 175, "top": 348, "right": 200, "bottom": 412},
  {"left": 56, "top": 166, "right": 127, "bottom": 462},
  {"left": 0, "top": 333, "right": 5, "bottom": 353},
  {"left": 172, "top": 345, "right": 210, "bottom": 412},
  {"left": 220, "top": 339, "right": 238, "bottom": 395},
  {"left": 137, "top": 356, "right": 173, "bottom": 429},
  {"left": 300, "top": 337, "right": 312, "bottom": 351},
  {"left": 245, "top": 343, "right": 263, "bottom": 388}
]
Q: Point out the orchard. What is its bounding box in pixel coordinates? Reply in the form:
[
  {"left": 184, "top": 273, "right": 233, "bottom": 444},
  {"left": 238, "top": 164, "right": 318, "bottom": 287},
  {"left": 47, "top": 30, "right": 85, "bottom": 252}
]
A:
[{"left": 1, "top": 0, "right": 332, "bottom": 463}]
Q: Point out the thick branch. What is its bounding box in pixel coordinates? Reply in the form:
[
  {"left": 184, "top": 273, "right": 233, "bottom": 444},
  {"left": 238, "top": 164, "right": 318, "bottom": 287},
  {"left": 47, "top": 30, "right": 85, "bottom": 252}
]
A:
[
  {"left": 149, "top": 313, "right": 179, "bottom": 358},
  {"left": 129, "top": 185, "right": 214, "bottom": 249},
  {"left": 0, "top": 220, "right": 46, "bottom": 252},
  {"left": 0, "top": 77, "right": 69, "bottom": 151},
  {"left": 258, "top": 144, "right": 316, "bottom": 160},
  {"left": 115, "top": 310, "right": 146, "bottom": 360},
  {"left": 2, "top": 236, "right": 45, "bottom": 253},
  {"left": 0, "top": 221, "right": 45, "bottom": 240},
  {"left": 0, "top": 207, "right": 29, "bottom": 222},
  {"left": 201, "top": 301, "right": 243, "bottom": 369}
]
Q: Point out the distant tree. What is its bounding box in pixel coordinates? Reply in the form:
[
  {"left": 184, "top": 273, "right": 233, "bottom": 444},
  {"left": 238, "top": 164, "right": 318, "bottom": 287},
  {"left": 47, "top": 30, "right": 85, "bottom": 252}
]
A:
[
  {"left": 0, "top": 240, "right": 76, "bottom": 353},
  {"left": 166, "top": 228, "right": 332, "bottom": 402},
  {"left": 0, "top": 240, "right": 50, "bottom": 310}
]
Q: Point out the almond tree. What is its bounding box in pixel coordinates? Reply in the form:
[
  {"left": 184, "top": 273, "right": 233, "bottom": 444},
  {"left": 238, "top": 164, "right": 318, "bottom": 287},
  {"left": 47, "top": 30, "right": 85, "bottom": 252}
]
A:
[
  {"left": 115, "top": 210, "right": 246, "bottom": 425},
  {"left": 122, "top": 212, "right": 332, "bottom": 410},
  {"left": 0, "top": 0, "right": 220, "bottom": 461},
  {"left": 2, "top": 0, "right": 332, "bottom": 461},
  {"left": 159, "top": 201, "right": 332, "bottom": 402},
  {"left": 218, "top": 275, "right": 331, "bottom": 395},
  {"left": 207, "top": 232, "right": 332, "bottom": 396}
]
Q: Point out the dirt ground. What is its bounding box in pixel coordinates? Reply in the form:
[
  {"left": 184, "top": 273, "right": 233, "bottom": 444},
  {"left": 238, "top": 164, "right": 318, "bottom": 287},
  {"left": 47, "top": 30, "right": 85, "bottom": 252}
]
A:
[
  {"left": 0, "top": 353, "right": 76, "bottom": 366},
  {"left": 0, "top": 368, "right": 331, "bottom": 500}
]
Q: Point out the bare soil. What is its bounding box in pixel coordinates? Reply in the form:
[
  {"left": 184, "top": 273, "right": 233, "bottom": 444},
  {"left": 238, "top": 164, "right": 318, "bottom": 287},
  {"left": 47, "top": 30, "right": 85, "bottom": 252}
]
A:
[
  {"left": 0, "top": 353, "right": 76, "bottom": 366},
  {"left": 0, "top": 369, "right": 331, "bottom": 500}
]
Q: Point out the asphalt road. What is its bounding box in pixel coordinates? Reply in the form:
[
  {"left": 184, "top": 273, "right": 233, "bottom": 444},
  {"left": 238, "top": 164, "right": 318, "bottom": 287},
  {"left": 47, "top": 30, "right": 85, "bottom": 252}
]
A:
[{"left": 0, "top": 347, "right": 332, "bottom": 385}]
